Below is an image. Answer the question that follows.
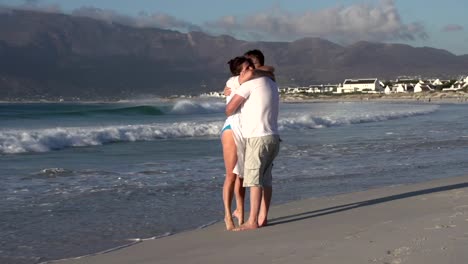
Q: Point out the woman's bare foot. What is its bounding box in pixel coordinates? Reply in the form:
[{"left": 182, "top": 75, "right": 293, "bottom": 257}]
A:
[
  {"left": 232, "top": 209, "right": 244, "bottom": 226},
  {"left": 233, "top": 222, "right": 258, "bottom": 231},
  {"left": 224, "top": 217, "right": 235, "bottom": 231}
]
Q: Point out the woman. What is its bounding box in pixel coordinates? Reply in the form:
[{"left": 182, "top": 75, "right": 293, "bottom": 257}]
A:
[{"left": 221, "top": 57, "right": 253, "bottom": 230}]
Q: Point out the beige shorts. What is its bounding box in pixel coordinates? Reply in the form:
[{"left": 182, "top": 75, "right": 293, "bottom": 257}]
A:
[{"left": 243, "top": 135, "right": 280, "bottom": 188}]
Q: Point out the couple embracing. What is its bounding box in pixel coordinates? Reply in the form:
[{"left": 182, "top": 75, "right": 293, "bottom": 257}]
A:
[{"left": 221, "top": 50, "right": 280, "bottom": 231}]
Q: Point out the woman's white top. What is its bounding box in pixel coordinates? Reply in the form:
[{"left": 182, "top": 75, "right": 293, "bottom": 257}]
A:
[{"left": 222, "top": 76, "right": 245, "bottom": 178}]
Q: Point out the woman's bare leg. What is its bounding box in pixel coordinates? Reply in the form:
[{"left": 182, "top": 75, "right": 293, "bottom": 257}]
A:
[
  {"left": 221, "top": 130, "right": 237, "bottom": 230},
  {"left": 233, "top": 177, "right": 245, "bottom": 225}
]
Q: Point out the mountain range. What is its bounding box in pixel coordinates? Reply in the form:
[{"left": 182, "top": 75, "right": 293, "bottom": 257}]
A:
[{"left": 1, "top": 9, "right": 467, "bottom": 100}]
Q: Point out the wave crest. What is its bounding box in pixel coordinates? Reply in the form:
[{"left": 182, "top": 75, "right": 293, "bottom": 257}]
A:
[
  {"left": 0, "top": 104, "right": 439, "bottom": 154},
  {"left": 170, "top": 100, "right": 225, "bottom": 114},
  {"left": 279, "top": 105, "right": 438, "bottom": 130},
  {"left": 0, "top": 122, "right": 223, "bottom": 154}
]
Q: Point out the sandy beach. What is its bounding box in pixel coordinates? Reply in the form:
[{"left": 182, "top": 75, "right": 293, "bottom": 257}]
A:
[{"left": 51, "top": 175, "right": 468, "bottom": 264}]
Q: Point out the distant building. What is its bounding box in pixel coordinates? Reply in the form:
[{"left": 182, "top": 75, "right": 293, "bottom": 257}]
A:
[
  {"left": 445, "top": 79, "right": 467, "bottom": 91},
  {"left": 431, "top": 79, "right": 443, "bottom": 86},
  {"left": 384, "top": 85, "right": 392, "bottom": 94},
  {"left": 280, "top": 84, "right": 340, "bottom": 94},
  {"left": 308, "top": 84, "right": 339, "bottom": 93},
  {"left": 442, "top": 86, "right": 463, "bottom": 92},
  {"left": 394, "top": 83, "right": 414, "bottom": 93},
  {"left": 413, "top": 81, "right": 434, "bottom": 93},
  {"left": 338, "top": 78, "right": 382, "bottom": 93}
]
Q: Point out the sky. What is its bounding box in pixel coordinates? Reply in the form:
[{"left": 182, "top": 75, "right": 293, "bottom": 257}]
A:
[{"left": 1, "top": 0, "right": 467, "bottom": 55}]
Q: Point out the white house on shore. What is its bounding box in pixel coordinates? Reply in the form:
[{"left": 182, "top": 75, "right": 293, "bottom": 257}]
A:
[
  {"left": 431, "top": 79, "right": 444, "bottom": 86},
  {"left": 280, "top": 84, "right": 340, "bottom": 94},
  {"left": 414, "top": 81, "right": 434, "bottom": 93},
  {"left": 384, "top": 85, "right": 392, "bottom": 94},
  {"left": 337, "top": 78, "right": 383, "bottom": 93},
  {"left": 442, "top": 76, "right": 468, "bottom": 91}
]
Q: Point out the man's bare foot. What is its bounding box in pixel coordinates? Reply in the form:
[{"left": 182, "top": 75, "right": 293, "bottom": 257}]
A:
[
  {"left": 258, "top": 214, "right": 267, "bottom": 227},
  {"left": 224, "top": 217, "right": 235, "bottom": 231},
  {"left": 233, "top": 222, "right": 258, "bottom": 231},
  {"left": 258, "top": 219, "right": 268, "bottom": 227},
  {"left": 232, "top": 209, "right": 244, "bottom": 226}
]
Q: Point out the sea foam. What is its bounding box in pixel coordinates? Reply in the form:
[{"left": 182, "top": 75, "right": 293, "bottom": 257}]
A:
[
  {"left": 0, "top": 104, "right": 439, "bottom": 154},
  {"left": 169, "top": 100, "right": 225, "bottom": 115},
  {"left": 279, "top": 105, "right": 439, "bottom": 130},
  {"left": 0, "top": 122, "right": 223, "bottom": 154}
]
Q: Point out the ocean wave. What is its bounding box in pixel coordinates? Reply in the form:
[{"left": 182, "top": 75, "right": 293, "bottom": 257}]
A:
[
  {"left": 88, "top": 105, "right": 165, "bottom": 116},
  {"left": 3, "top": 101, "right": 226, "bottom": 119},
  {"left": 279, "top": 105, "right": 439, "bottom": 130},
  {"left": 0, "top": 105, "right": 438, "bottom": 154},
  {"left": 169, "top": 100, "right": 225, "bottom": 114},
  {"left": 0, "top": 122, "right": 224, "bottom": 154},
  {"left": 35, "top": 168, "right": 75, "bottom": 178},
  {"left": 25, "top": 105, "right": 166, "bottom": 118}
]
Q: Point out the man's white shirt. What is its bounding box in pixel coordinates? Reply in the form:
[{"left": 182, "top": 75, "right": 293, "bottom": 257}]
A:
[{"left": 234, "top": 77, "right": 279, "bottom": 138}]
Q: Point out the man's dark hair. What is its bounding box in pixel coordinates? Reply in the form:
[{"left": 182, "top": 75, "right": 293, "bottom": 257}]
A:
[
  {"left": 227, "top": 56, "right": 254, "bottom": 76},
  {"left": 244, "top": 49, "right": 265, "bottom": 66}
]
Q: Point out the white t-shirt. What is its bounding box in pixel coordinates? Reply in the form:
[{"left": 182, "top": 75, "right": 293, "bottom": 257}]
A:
[
  {"left": 225, "top": 76, "right": 240, "bottom": 104},
  {"left": 235, "top": 77, "right": 279, "bottom": 138},
  {"left": 222, "top": 76, "right": 240, "bottom": 130}
]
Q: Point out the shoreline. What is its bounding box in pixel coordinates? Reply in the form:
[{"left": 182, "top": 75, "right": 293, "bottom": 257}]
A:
[
  {"left": 281, "top": 91, "right": 468, "bottom": 104},
  {"left": 52, "top": 175, "right": 468, "bottom": 264},
  {"left": 2, "top": 91, "right": 468, "bottom": 105}
]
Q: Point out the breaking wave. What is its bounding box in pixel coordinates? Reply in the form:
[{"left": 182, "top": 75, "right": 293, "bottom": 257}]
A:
[
  {"left": 279, "top": 105, "right": 439, "bottom": 130},
  {"left": 0, "top": 104, "right": 438, "bottom": 154},
  {"left": 0, "top": 122, "right": 224, "bottom": 154}
]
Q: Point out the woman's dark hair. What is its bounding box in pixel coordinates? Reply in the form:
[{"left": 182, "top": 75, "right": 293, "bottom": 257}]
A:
[{"left": 227, "top": 56, "right": 254, "bottom": 76}]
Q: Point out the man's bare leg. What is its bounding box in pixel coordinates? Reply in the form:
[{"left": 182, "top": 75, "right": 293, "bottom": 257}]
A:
[
  {"left": 233, "top": 177, "right": 245, "bottom": 226},
  {"left": 258, "top": 186, "right": 272, "bottom": 227},
  {"left": 234, "top": 186, "right": 262, "bottom": 231}
]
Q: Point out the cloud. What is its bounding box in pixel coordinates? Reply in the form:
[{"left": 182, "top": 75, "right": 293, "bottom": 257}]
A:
[
  {"left": 0, "top": 1, "right": 201, "bottom": 32},
  {"left": 9, "top": 0, "right": 61, "bottom": 13},
  {"left": 1, "top": 0, "right": 429, "bottom": 44},
  {"left": 136, "top": 11, "right": 202, "bottom": 31},
  {"left": 72, "top": 7, "right": 202, "bottom": 31},
  {"left": 71, "top": 7, "right": 138, "bottom": 26},
  {"left": 204, "top": 0, "right": 428, "bottom": 43},
  {"left": 442, "top": 24, "right": 464, "bottom": 32}
]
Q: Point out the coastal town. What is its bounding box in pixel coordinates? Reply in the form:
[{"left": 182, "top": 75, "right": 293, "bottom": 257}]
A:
[
  {"left": 282, "top": 76, "right": 468, "bottom": 94},
  {"left": 203, "top": 76, "right": 468, "bottom": 99}
]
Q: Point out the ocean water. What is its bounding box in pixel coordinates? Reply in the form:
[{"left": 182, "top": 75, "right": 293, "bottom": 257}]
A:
[{"left": 1, "top": 99, "right": 468, "bottom": 263}]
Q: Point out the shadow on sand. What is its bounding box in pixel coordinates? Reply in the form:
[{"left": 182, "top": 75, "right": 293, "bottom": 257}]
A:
[{"left": 268, "top": 182, "right": 468, "bottom": 226}]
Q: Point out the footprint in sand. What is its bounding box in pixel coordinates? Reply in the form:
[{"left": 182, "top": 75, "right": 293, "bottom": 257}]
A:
[
  {"left": 412, "top": 237, "right": 427, "bottom": 246},
  {"left": 449, "top": 212, "right": 464, "bottom": 218},
  {"left": 425, "top": 224, "right": 456, "bottom": 230},
  {"left": 344, "top": 234, "right": 359, "bottom": 240},
  {"left": 390, "top": 246, "right": 411, "bottom": 256},
  {"left": 454, "top": 205, "right": 468, "bottom": 210},
  {"left": 381, "top": 246, "right": 411, "bottom": 264},
  {"left": 371, "top": 246, "right": 411, "bottom": 264}
]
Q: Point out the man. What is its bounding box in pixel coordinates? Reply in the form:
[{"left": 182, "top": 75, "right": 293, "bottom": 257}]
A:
[
  {"left": 244, "top": 49, "right": 273, "bottom": 72},
  {"left": 226, "top": 53, "right": 280, "bottom": 231}
]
